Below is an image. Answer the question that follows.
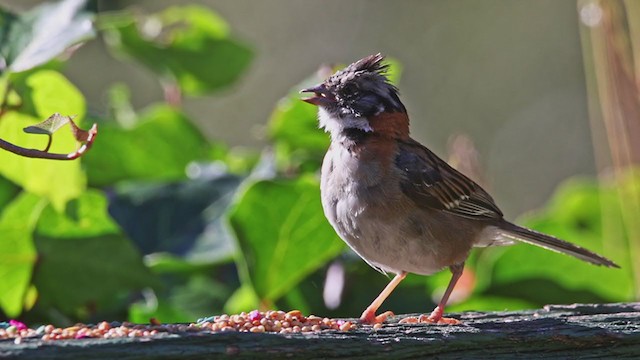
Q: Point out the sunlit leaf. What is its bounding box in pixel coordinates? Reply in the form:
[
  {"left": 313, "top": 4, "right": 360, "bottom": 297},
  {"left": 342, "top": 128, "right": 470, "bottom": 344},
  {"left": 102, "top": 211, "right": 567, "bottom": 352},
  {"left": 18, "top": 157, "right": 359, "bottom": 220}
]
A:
[
  {"left": 0, "top": 70, "right": 86, "bottom": 209},
  {"left": 36, "top": 189, "right": 119, "bottom": 238},
  {"left": 0, "top": 193, "right": 46, "bottom": 317},
  {"left": 82, "top": 104, "right": 210, "bottom": 186},
  {"left": 32, "top": 190, "right": 158, "bottom": 315},
  {"left": 228, "top": 177, "right": 344, "bottom": 303},
  {"left": 23, "top": 113, "right": 72, "bottom": 135},
  {"left": 100, "top": 5, "right": 252, "bottom": 96},
  {"left": 0, "top": 0, "right": 94, "bottom": 74},
  {"left": 223, "top": 284, "right": 259, "bottom": 314}
]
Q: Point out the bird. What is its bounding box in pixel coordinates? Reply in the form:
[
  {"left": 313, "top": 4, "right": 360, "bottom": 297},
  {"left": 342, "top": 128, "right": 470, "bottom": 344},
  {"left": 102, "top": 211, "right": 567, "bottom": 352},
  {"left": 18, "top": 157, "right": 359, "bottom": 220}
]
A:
[{"left": 300, "top": 53, "right": 619, "bottom": 325}]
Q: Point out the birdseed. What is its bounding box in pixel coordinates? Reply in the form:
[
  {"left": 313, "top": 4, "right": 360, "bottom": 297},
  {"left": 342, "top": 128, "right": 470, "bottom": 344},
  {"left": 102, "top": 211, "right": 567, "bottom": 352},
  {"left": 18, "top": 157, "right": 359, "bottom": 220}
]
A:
[{"left": 0, "top": 310, "right": 357, "bottom": 342}]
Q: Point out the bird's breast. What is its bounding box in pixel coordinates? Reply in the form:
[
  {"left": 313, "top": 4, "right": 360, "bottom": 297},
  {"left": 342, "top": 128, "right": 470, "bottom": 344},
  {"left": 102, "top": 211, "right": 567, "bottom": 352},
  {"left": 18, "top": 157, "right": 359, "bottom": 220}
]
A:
[{"left": 320, "top": 141, "right": 468, "bottom": 275}]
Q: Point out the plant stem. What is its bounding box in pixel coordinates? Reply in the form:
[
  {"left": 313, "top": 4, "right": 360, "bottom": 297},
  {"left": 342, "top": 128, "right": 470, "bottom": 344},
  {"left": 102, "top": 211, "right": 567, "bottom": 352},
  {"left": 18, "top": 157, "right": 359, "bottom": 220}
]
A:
[{"left": 0, "top": 123, "right": 98, "bottom": 160}]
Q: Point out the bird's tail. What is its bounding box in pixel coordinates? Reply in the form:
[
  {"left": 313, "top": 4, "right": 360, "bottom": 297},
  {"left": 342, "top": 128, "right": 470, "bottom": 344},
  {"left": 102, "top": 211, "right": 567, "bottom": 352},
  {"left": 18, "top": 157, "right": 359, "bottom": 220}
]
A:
[{"left": 498, "top": 221, "right": 619, "bottom": 268}]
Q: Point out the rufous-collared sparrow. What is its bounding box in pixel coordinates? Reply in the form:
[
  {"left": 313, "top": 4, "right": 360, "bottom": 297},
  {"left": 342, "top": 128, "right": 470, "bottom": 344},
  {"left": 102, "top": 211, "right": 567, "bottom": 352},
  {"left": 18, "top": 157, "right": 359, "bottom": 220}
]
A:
[{"left": 301, "top": 54, "right": 618, "bottom": 324}]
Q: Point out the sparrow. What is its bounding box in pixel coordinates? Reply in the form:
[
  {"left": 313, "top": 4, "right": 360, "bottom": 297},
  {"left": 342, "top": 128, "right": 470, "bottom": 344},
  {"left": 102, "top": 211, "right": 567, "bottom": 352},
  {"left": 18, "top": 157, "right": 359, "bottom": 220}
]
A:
[{"left": 300, "top": 54, "right": 619, "bottom": 325}]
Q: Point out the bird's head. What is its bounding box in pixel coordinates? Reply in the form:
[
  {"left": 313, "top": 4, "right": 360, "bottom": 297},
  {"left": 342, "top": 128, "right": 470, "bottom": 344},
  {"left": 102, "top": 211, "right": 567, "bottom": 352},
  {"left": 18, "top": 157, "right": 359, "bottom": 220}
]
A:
[{"left": 301, "top": 54, "right": 407, "bottom": 136}]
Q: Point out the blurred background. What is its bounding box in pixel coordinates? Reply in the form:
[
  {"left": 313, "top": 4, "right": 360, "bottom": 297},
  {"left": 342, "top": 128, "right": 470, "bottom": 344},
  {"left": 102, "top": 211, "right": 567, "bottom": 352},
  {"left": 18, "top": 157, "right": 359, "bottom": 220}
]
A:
[{"left": 0, "top": 0, "right": 636, "bottom": 326}]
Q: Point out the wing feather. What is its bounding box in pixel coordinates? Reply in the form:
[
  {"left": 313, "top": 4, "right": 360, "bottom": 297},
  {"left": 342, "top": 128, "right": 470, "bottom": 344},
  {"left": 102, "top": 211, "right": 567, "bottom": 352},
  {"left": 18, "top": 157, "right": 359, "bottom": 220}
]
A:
[{"left": 395, "top": 139, "right": 503, "bottom": 220}]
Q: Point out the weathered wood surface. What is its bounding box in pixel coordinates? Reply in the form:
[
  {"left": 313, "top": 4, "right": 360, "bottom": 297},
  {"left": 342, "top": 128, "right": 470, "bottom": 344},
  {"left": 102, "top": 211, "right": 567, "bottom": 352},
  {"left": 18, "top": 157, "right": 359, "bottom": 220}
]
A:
[{"left": 1, "top": 302, "right": 639, "bottom": 359}]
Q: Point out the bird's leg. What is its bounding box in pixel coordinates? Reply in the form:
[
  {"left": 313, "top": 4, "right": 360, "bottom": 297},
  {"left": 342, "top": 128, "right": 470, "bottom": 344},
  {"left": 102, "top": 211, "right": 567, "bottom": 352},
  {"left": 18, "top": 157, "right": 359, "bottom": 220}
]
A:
[
  {"left": 359, "top": 271, "right": 407, "bottom": 324},
  {"left": 427, "top": 262, "right": 464, "bottom": 324},
  {"left": 400, "top": 263, "right": 464, "bottom": 325}
]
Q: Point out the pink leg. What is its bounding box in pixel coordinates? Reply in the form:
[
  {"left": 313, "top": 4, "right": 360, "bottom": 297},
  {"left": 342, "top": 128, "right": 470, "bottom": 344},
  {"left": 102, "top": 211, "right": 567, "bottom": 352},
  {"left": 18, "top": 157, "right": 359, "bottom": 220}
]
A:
[
  {"left": 360, "top": 272, "right": 407, "bottom": 324},
  {"left": 427, "top": 263, "right": 464, "bottom": 324},
  {"left": 399, "top": 263, "right": 465, "bottom": 325}
]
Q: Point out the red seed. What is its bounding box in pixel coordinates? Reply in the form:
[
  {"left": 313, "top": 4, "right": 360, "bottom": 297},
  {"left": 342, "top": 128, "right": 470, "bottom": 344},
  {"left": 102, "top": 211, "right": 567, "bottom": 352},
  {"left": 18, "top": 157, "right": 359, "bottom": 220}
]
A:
[{"left": 248, "top": 310, "right": 262, "bottom": 322}]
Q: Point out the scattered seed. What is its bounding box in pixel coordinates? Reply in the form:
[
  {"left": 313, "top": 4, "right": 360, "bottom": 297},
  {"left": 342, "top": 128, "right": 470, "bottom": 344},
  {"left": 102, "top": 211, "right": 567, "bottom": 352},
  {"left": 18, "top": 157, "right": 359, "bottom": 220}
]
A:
[
  {"left": 250, "top": 325, "right": 265, "bottom": 333},
  {"left": 339, "top": 321, "right": 353, "bottom": 332},
  {"left": 0, "top": 310, "right": 358, "bottom": 342}
]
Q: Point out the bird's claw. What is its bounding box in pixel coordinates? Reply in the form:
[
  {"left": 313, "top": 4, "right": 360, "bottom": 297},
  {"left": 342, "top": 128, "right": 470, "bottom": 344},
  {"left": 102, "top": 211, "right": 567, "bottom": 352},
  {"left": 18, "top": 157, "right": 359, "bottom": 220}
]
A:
[{"left": 359, "top": 310, "right": 395, "bottom": 324}]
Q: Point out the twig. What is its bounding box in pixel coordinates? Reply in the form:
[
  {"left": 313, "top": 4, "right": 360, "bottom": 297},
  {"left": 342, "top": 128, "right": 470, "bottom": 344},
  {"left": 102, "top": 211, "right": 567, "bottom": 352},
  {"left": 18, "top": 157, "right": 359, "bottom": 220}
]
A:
[{"left": 0, "top": 124, "right": 98, "bottom": 160}]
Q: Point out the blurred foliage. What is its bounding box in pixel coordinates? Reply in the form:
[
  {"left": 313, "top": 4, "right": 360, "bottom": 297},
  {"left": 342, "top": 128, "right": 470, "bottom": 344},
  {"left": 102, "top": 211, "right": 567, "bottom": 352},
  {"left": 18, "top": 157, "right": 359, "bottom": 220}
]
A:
[
  {"left": 99, "top": 5, "right": 253, "bottom": 97},
  {"left": 229, "top": 177, "right": 344, "bottom": 309},
  {"left": 83, "top": 102, "right": 211, "bottom": 187},
  {"left": 0, "top": 0, "right": 94, "bottom": 74},
  {"left": 0, "top": 0, "right": 634, "bottom": 327}
]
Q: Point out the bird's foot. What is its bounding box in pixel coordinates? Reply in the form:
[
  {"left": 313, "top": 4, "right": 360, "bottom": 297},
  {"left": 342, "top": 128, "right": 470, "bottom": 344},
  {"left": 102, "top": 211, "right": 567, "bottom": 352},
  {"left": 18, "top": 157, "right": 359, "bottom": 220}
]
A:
[
  {"left": 398, "top": 306, "right": 461, "bottom": 325},
  {"left": 359, "top": 309, "right": 394, "bottom": 324}
]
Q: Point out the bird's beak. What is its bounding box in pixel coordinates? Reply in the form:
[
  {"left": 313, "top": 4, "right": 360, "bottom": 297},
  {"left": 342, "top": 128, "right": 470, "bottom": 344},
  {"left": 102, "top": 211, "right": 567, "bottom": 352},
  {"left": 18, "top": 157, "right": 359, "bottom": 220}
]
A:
[{"left": 300, "top": 84, "right": 336, "bottom": 106}]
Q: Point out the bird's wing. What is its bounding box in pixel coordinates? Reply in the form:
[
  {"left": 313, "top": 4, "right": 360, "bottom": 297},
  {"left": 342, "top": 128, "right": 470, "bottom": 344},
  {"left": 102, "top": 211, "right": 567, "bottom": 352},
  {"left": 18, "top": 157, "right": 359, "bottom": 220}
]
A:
[{"left": 395, "top": 139, "right": 503, "bottom": 220}]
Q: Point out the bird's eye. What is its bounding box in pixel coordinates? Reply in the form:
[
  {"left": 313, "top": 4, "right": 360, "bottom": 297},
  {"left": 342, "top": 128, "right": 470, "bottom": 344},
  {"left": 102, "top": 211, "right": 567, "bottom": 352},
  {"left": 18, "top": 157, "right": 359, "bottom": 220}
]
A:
[{"left": 341, "top": 83, "right": 358, "bottom": 97}]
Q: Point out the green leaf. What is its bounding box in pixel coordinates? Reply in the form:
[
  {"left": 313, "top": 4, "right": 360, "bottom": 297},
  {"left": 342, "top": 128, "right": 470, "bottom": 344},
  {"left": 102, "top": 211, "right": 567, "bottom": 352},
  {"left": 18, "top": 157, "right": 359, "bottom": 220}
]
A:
[
  {"left": 0, "top": 0, "right": 95, "bottom": 74},
  {"left": 130, "top": 275, "right": 232, "bottom": 323},
  {"left": 82, "top": 104, "right": 210, "bottom": 187},
  {"left": 23, "top": 113, "right": 72, "bottom": 135},
  {"left": 223, "top": 284, "right": 259, "bottom": 314},
  {"left": 100, "top": 5, "right": 252, "bottom": 96},
  {"left": 484, "top": 178, "right": 634, "bottom": 303},
  {"left": 129, "top": 299, "right": 191, "bottom": 324},
  {"left": 32, "top": 190, "right": 158, "bottom": 315},
  {"left": 0, "top": 70, "right": 86, "bottom": 210},
  {"left": 228, "top": 177, "right": 344, "bottom": 303},
  {"left": 36, "top": 189, "right": 119, "bottom": 238},
  {"left": 0, "top": 175, "right": 20, "bottom": 211},
  {"left": 0, "top": 192, "right": 46, "bottom": 317},
  {"left": 107, "top": 176, "right": 241, "bottom": 263},
  {"left": 144, "top": 253, "right": 216, "bottom": 274}
]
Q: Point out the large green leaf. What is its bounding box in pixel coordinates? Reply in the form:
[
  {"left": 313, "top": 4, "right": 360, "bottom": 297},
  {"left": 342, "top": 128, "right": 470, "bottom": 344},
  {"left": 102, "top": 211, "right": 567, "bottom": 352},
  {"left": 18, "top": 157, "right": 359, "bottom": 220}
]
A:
[
  {"left": 36, "top": 189, "right": 119, "bottom": 238},
  {"left": 0, "top": 192, "right": 46, "bottom": 317},
  {"left": 100, "top": 5, "right": 253, "bottom": 96},
  {"left": 0, "top": 0, "right": 94, "bottom": 74},
  {"left": 0, "top": 70, "right": 86, "bottom": 209},
  {"left": 82, "top": 104, "right": 210, "bottom": 187},
  {"left": 485, "top": 178, "right": 634, "bottom": 303},
  {"left": 228, "top": 177, "right": 344, "bottom": 304},
  {"left": 33, "top": 190, "right": 158, "bottom": 315}
]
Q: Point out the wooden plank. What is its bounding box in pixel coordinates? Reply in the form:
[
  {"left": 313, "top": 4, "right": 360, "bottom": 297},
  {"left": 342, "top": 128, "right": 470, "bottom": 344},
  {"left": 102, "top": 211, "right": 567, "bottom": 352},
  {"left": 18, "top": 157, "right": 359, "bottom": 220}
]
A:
[{"left": 1, "top": 303, "right": 639, "bottom": 359}]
